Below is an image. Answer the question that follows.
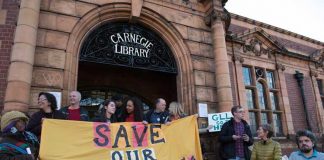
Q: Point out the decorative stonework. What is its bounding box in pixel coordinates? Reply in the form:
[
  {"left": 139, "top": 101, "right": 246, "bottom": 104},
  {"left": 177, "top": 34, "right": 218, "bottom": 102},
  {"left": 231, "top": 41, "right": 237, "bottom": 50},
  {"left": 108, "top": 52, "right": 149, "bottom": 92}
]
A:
[
  {"left": 310, "top": 48, "right": 324, "bottom": 69},
  {"left": 204, "top": 9, "right": 231, "bottom": 31},
  {"left": 131, "top": 0, "right": 143, "bottom": 19},
  {"left": 32, "top": 69, "right": 63, "bottom": 88},
  {"left": 310, "top": 70, "right": 319, "bottom": 77},
  {"left": 232, "top": 54, "right": 244, "bottom": 63},
  {"left": 234, "top": 28, "right": 289, "bottom": 61},
  {"left": 276, "top": 63, "right": 286, "bottom": 71},
  {"left": 242, "top": 38, "right": 274, "bottom": 58},
  {"left": 211, "top": 10, "right": 229, "bottom": 21}
]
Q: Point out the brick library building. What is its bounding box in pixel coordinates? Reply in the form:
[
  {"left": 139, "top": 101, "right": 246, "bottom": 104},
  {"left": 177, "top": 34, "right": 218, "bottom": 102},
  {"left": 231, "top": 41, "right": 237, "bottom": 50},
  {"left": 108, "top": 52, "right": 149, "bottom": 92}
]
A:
[{"left": 0, "top": 0, "right": 323, "bottom": 159}]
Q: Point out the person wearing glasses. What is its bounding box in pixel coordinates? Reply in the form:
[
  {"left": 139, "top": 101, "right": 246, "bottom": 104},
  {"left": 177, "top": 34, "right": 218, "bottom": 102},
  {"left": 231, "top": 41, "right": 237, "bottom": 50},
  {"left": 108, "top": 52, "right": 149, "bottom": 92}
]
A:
[
  {"left": 26, "top": 92, "right": 65, "bottom": 138},
  {"left": 219, "top": 105, "right": 253, "bottom": 160}
]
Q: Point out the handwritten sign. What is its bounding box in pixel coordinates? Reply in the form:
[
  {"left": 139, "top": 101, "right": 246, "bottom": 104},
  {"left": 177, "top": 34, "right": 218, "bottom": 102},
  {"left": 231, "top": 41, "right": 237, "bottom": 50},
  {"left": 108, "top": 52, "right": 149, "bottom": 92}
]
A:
[
  {"left": 40, "top": 116, "right": 203, "bottom": 160},
  {"left": 208, "top": 112, "right": 233, "bottom": 132}
]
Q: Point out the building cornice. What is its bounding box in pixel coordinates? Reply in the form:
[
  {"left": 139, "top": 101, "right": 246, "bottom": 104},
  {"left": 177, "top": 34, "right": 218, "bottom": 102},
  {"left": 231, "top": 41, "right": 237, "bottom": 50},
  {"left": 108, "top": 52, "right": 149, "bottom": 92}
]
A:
[
  {"left": 226, "top": 33, "right": 311, "bottom": 61},
  {"left": 230, "top": 13, "right": 324, "bottom": 46}
]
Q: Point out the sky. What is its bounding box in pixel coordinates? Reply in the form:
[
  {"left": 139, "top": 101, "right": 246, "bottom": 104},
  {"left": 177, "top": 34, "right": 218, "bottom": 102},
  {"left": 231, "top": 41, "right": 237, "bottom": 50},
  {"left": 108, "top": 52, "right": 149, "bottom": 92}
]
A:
[{"left": 226, "top": 0, "right": 324, "bottom": 43}]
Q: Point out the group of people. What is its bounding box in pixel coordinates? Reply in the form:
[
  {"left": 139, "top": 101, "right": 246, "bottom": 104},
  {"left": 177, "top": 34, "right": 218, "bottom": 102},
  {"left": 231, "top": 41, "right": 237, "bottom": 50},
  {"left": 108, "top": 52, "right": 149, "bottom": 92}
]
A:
[
  {"left": 0, "top": 91, "right": 323, "bottom": 160},
  {"left": 0, "top": 91, "right": 189, "bottom": 159},
  {"left": 219, "top": 105, "right": 324, "bottom": 160}
]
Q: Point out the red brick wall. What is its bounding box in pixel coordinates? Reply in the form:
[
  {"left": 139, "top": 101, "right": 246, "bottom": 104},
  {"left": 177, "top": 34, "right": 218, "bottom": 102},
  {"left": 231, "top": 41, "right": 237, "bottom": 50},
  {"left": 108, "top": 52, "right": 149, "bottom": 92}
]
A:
[
  {"left": 0, "top": 0, "right": 19, "bottom": 111},
  {"left": 303, "top": 77, "right": 320, "bottom": 133},
  {"left": 285, "top": 74, "right": 321, "bottom": 133},
  {"left": 285, "top": 73, "right": 308, "bottom": 130}
]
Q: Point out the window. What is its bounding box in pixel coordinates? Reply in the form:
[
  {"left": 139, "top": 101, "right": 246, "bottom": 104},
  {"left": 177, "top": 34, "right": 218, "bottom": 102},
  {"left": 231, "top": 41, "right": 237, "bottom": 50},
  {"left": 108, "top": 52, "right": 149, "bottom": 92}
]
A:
[
  {"left": 267, "top": 71, "right": 275, "bottom": 89},
  {"left": 273, "top": 113, "right": 283, "bottom": 136},
  {"left": 243, "top": 67, "right": 252, "bottom": 85},
  {"left": 246, "top": 89, "right": 255, "bottom": 109},
  {"left": 79, "top": 88, "right": 152, "bottom": 118},
  {"left": 317, "top": 79, "right": 324, "bottom": 109},
  {"left": 249, "top": 112, "right": 258, "bottom": 137},
  {"left": 270, "top": 92, "right": 278, "bottom": 110},
  {"left": 242, "top": 66, "right": 283, "bottom": 136},
  {"left": 257, "top": 82, "right": 266, "bottom": 109},
  {"left": 261, "top": 112, "right": 268, "bottom": 124}
]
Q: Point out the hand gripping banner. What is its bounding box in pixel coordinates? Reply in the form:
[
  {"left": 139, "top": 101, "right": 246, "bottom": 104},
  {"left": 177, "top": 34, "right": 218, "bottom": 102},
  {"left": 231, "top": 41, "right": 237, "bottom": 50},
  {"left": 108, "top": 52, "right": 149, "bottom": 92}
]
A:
[{"left": 39, "top": 115, "right": 203, "bottom": 160}]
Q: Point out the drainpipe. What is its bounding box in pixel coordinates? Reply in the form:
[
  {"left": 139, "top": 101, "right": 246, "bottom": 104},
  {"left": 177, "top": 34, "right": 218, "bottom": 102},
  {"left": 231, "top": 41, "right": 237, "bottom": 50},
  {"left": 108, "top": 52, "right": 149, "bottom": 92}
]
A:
[{"left": 294, "top": 71, "right": 311, "bottom": 131}]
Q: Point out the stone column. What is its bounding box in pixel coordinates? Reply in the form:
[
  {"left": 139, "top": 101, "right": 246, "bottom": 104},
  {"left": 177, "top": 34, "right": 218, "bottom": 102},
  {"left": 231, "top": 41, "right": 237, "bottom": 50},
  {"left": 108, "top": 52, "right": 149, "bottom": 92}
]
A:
[
  {"left": 4, "top": 0, "right": 41, "bottom": 112},
  {"left": 211, "top": 10, "right": 233, "bottom": 112}
]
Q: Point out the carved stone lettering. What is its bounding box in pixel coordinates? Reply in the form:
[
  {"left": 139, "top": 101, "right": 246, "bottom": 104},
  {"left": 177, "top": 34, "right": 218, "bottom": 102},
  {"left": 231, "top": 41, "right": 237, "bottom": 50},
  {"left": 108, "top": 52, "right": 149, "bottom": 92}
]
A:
[{"left": 32, "top": 69, "right": 63, "bottom": 88}]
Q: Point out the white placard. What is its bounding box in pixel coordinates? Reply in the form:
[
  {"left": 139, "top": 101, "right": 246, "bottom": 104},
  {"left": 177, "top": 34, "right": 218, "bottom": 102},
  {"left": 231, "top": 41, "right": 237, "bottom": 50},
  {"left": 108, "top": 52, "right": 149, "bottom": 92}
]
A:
[
  {"left": 49, "top": 92, "right": 62, "bottom": 110},
  {"left": 208, "top": 112, "right": 233, "bottom": 132},
  {"left": 198, "top": 103, "right": 208, "bottom": 117}
]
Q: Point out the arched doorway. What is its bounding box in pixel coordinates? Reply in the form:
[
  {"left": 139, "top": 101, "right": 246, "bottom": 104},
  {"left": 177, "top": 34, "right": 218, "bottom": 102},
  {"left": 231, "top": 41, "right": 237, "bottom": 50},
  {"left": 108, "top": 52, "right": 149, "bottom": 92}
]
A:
[
  {"left": 65, "top": 5, "right": 195, "bottom": 115},
  {"left": 77, "top": 22, "right": 178, "bottom": 117}
]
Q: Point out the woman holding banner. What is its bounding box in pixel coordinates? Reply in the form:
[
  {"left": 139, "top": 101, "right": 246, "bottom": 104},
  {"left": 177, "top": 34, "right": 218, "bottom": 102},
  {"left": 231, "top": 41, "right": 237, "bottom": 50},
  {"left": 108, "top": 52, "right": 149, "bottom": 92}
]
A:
[
  {"left": 27, "top": 92, "right": 65, "bottom": 138},
  {"left": 251, "top": 124, "right": 282, "bottom": 160},
  {"left": 120, "top": 97, "right": 144, "bottom": 122},
  {"left": 168, "top": 101, "right": 212, "bottom": 132},
  {"left": 168, "top": 101, "right": 187, "bottom": 121},
  {"left": 92, "top": 99, "right": 117, "bottom": 123}
]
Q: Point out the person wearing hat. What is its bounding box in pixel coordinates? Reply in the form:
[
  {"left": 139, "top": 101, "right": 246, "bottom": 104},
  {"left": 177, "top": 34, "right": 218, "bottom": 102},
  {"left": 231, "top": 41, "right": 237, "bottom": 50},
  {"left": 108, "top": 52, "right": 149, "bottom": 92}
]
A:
[{"left": 0, "top": 111, "right": 39, "bottom": 160}]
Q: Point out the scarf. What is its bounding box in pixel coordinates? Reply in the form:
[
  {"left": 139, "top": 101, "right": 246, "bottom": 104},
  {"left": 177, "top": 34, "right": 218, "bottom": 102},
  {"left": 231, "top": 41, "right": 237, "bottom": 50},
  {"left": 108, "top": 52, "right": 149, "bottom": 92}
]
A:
[{"left": 0, "top": 123, "right": 39, "bottom": 156}]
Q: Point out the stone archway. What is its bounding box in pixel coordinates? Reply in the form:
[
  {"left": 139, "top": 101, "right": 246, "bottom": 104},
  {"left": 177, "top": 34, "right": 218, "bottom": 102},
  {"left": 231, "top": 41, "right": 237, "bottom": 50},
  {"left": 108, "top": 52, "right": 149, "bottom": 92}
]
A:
[{"left": 64, "top": 3, "right": 196, "bottom": 114}]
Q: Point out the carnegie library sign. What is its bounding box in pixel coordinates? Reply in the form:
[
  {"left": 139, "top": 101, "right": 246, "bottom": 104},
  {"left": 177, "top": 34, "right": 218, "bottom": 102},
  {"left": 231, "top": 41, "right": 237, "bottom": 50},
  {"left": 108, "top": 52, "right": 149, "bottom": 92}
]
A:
[
  {"left": 80, "top": 23, "right": 177, "bottom": 74},
  {"left": 111, "top": 33, "right": 153, "bottom": 58}
]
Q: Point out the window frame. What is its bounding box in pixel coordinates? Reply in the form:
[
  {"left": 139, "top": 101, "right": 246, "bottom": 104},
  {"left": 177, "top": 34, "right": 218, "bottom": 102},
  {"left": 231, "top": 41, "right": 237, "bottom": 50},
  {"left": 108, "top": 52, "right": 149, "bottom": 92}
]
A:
[
  {"left": 317, "top": 79, "right": 324, "bottom": 109},
  {"left": 242, "top": 66, "right": 284, "bottom": 137}
]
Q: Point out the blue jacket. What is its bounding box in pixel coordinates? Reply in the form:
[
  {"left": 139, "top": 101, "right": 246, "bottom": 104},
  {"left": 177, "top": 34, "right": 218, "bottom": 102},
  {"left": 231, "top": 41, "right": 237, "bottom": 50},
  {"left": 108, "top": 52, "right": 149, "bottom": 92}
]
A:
[{"left": 144, "top": 109, "right": 170, "bottom": 124}]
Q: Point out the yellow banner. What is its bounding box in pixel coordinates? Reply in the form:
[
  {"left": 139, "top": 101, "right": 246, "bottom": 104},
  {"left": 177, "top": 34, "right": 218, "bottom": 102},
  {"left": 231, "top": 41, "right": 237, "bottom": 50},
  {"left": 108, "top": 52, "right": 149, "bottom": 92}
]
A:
[{"left": 39, "top": 115, "right": 203, "bottom": 160}]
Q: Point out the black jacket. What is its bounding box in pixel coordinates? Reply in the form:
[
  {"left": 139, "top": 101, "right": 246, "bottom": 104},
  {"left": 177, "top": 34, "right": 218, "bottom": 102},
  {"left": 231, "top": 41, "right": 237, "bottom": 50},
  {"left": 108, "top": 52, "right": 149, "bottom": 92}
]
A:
[
  {"left": 60, "top": 106, "right": 89, "bottom": 121},
  {"left": 143, "top": 109, "right": 170, "bottom": 124},
  {"left": 92, "top": 112, "right": 117, "bottom": 123},
  {"left": 26, "top": 110, "right": 65, "bottom": 138},
  {"left": 219, "top": 118, "right": 253, "bottom": 160}
]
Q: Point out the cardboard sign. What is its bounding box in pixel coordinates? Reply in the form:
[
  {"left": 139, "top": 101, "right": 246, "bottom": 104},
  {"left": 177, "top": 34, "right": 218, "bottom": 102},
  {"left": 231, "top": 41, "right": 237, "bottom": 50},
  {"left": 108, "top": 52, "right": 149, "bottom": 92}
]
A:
[{"left": 208, "top": 112, "right": 233, "bottom": 132}]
